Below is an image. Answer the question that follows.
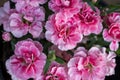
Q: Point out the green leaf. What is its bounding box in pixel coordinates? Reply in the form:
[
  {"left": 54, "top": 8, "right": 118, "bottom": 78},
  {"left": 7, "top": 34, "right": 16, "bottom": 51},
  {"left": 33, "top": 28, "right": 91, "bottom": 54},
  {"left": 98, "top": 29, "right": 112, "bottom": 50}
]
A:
[
  {"left": 55, "top": 56, "right": 65, "bottom": 64},
  {"left": 106, "top": 5, "right": 120, "bottom": 13},
  {"left": 94, "top": 0, "right": 101, "bottom": 5},
  {"left": 43, "top": 60, "right": 51, "bottom": 74},
  {"left": 116, "top": 48, "right": 120, "bottom": 56},
  {"left": 10, "top": 39, "right": 16, "bottom": 50},
  {"left": 86, "top": 0, "right": 96, "bottom": 11}
]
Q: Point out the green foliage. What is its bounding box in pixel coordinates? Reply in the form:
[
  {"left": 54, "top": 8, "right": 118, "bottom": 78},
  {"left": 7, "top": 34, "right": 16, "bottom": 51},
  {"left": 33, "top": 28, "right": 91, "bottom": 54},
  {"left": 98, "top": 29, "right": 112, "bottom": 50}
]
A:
[
  {"left": 48, "top": 50, "right": 56, "bottom": 61},
  {"left": 43, "top": 60, "right": 51, "bottom": 74},
  {"left": 116, "top": 49, "right": 120, "bottom": 56},
  {"left": 55, "top": 56, "right": 65, "bottom": 64}
]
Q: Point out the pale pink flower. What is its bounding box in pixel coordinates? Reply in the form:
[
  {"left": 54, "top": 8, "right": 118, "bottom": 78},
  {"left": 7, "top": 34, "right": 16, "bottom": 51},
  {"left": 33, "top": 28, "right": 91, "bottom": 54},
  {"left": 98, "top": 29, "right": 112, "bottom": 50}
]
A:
[
  {"left": 6, "top": 39, "right": 46, "bottom": 80},
  {"left": 9, "top": 13, "right": 28, "bottom": 38},
  {"left": 2, "top": 32, "right": 12, "bottom": 41},
  {"left": 45, "top": 12, "right": 83, "bottom": 51},
  {"left": 0, "top": 1, "right": 17, "bottom": 32},
  {"left": 48, "top": 0, "right": 82, "bottom": 15},
  {"left": 105, "top": 12, "right": 120, "bottom": 26},
  {"left": 75, "top": 2, "right": 103, "bottom": 35},
  {"left": 11, "top": 0, "right": 47, "bottom": 7},
  {"left": 8, "top": 2, "right": 45, "bottom": 38},
  {"left": 15, "top": 1, "right": 45, "bottom": 22},
  {"left": 0, "top": 1, "right": 45, "bottom": 37},
  {"left": 9, "top": 12, "right": 43, "bottom": 38},
  {"left": 67, "top": 47, "right": 116, "bottom": 80},
  {"left": 103, "top": 23, "right": 120, "bottom": 51},
  {"left": 44, "top": 61, "right": 68, "bottom": 80}
]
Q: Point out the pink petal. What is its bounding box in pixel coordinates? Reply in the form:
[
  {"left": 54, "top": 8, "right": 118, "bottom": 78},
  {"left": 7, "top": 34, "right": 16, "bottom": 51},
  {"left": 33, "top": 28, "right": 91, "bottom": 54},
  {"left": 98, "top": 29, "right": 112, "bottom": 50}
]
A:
[
  {"left": 11, "top": 29, "right": 28, "bottom": 38},
  {"left": 103, "top": 29, "right": 113, "bottom": 42},
  {"left": 68, "top": 57, "right": 79, "bottom": 67},
  {"left": 29, "top": 22, "right": 43, "bottom": 38},
  {"left": 88, "top": 47, "right": 101, "bottom": 55},
  {"left": 74, "top": 47, "right": 87, "bottom": 57},
  {"left": 109, "top": 41, "right": 119, "bottom": 51},
  {"left": 3, "top": 1, "right": 10, "bottom": 13}
]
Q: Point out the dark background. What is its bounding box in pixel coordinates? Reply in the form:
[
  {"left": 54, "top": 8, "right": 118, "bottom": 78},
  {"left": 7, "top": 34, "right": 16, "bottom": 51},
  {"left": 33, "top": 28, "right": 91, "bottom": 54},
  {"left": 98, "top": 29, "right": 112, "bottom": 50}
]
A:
[{"left": 1, "top": 0, "right": 120, "bottom": 80}]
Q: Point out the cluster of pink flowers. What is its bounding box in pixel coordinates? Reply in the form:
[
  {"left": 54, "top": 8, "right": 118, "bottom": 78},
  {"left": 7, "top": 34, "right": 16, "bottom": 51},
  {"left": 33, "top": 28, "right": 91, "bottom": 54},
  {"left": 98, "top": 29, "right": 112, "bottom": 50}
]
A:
[
  {"left": 6, "top": 42, "right": 116, "bottom": 80},
  {"left": 103, "top": 12, "right": 120, "bottom": 51},
  {"left": 46, "top": 1, "right": 103, "bottom": 51},
  {"left": 1, "top": 0, "right": 118, "bottom": 80}
]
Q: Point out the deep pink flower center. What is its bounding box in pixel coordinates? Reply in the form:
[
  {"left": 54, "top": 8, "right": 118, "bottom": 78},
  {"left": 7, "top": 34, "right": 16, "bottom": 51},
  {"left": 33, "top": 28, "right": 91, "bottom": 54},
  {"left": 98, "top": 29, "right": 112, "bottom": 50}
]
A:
[
  {"left": 12, "top": 51, "right": 37, "bottom": 67},
  {"left": 79, "top": 12, "right": 95, "bottom": 24},
  {"left": 57, "top": 24, "right": 71, "bottom": 41},
  {"left": 23, "top": 53, "right": 34, "bottom": 64},
  {"left": 83, "top": 56, "right": 97, "bottom": 72}
]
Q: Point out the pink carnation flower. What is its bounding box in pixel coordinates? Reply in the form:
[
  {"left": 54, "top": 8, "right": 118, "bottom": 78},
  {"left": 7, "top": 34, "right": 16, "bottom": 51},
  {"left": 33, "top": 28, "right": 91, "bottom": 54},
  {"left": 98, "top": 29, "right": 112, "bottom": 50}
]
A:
[
  {"left": 11, "top": 0, "right": 47, "bottom": 7},
  {"left": 67, "top": 47, "right": 116, "bottom": 80},
  {"left": 45, "top": 12, "right": 83, "bottom": 51},
  {"left": 15, "top": 1, "right": 45, "bottom": 22},
  {"left": 105, "top": 12, "right": 120, "bottom": 26},
  {"left": 75, "top": 2, "right": 103, "bottom": 35},
  {"left": 9, "top": 11, "right": 43, "bottom": 38},
  {"left": 48, "top": 0, "right": 82, "bottom": 15},
  {"left": 7, "top": 2, "right": 45, "bottom": 38},
  {"left": 103, "top": 23, "right": 120, "bottom": 51},
  {"left": 103, "top": 12, "right": 120, "bottom": 51},
  {"left": 44, "top": 61, "right": 68, "bottom": 80},
  {"left": 6, "top": 39, "right": 46, "bottom": 80}
]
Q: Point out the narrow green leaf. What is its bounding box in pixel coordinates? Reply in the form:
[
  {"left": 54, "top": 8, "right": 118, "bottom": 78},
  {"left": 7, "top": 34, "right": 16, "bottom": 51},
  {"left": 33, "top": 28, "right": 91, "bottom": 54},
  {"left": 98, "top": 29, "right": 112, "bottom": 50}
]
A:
[
  {"left": 43, "top": 60, "right": 51, "bottom": 74},
  {"left": 86, "top": 0, "right": 96, "bottom": 11},
  {"left": 55, "top": 56, "right": 65, "bottom": 64},
  {"left": 116, "top": 49, "right": 120, "bottom": 56}
]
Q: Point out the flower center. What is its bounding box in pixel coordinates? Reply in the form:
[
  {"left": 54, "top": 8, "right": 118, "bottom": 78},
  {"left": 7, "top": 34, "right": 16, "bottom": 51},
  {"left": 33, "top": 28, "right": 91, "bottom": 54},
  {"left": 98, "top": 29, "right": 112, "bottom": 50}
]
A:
[
  {"left": 109, "top": 26, "right": 120, "bottom": 40},
  {"left": 47, "top": 74, "right": 59, "bottom": 80},
  {"left": 21, "top": 52, "right": 35, "bottom": 66},
  {"left": 84, "top": 62, "right": 93, "bottom": 72},
  {"left": 58, "top": 26, "right": 70, "bottom": 41},
  {"left": 22, "top": 16, "right": 32, "bottom": 26}
]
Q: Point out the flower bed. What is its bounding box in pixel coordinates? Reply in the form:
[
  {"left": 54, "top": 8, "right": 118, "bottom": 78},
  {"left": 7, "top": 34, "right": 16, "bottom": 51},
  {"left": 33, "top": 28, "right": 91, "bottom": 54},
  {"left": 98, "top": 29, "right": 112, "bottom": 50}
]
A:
[{"left": 1, "top": 0, "right": 120, "bottom": 80}]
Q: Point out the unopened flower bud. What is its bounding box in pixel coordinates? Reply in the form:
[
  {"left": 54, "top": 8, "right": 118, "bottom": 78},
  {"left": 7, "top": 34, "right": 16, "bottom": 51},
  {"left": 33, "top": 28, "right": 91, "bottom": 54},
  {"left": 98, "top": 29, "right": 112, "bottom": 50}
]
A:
[
  {"left": 2, "top": 32, "right": 12, "bottom": 41},
  {"left": 92, "top": 0, "right": 97, "bottom": 3}
]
